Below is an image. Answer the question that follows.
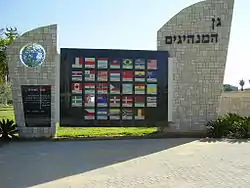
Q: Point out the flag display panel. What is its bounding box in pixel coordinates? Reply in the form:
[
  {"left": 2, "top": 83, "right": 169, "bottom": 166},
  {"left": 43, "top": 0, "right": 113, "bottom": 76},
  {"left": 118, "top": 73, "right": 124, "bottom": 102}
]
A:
[{"left": 60, "top": 48, "right": 168, "bottom": 126}]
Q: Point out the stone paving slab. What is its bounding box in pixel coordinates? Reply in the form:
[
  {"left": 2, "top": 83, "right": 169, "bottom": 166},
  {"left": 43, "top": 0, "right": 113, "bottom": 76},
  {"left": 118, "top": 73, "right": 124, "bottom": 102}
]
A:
[{"left": 1, "top": 138, "right": 250, "bottom": 188}]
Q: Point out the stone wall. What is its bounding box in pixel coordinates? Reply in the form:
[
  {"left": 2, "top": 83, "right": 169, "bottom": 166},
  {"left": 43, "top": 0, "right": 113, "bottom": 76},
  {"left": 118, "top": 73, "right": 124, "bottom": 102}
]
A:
[
  {"left": 219, "top": 91, "right": 250, "bottom": 117},
  {"left": 7, "top": 24, "right": 58, "bottom": 138},
  {"left": 158, "top": 0, "right": 235, "bottom": 133}
]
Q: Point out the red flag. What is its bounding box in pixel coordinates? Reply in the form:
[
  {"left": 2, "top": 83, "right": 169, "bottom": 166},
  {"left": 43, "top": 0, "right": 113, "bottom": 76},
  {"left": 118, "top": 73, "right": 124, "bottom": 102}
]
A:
[
  {"left": 84, "top": 108, "right": 95, "bottom": 120},
  {"left": 84, "top": 83, "right": 95, "bottom": 94},
  {"left": 110, "top": 95, "right": 121, "bottom": 107},
  {"left": 87, "top": 110, "right": 95, "bottom": 116},
  {"left": 71, "top": 83, "right": 82, "bottom": 94},
  {"left": 97, "top": 71, "right": 108, "bottom": 81},
  {"left": 85, "top": 58, "right": 95, "bottom": 68},
  {"left": 84, "top": 83, "right": 95, "bottom": 89},
  {"left": 122, "top": 95, "right": 133, "bottom": 107},
  {"left": 122, "top": 71, "right": 133, "bottom": 81},
  {"left": 147, "top": 59, "right": 157, "bottom": 70},
  {"left": 97, "top": 83, "right": 108, "bottom": 94},
  {"left": 110, "top": 60, "right": 120, "bottom": 69},
  {"left": 135, "top": 96, "right": 145, "bottom": 107}
]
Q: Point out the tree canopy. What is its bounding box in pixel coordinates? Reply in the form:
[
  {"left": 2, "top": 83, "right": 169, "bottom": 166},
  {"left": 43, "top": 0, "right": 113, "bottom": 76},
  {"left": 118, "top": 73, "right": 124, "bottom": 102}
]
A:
[{"left": 0, "top": 27, "right": 18, "bottom": 83}]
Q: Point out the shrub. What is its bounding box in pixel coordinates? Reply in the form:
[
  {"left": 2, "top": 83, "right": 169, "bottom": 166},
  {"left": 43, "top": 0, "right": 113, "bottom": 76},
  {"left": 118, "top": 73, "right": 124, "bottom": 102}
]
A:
[
  {"left": 0, "top": 119, "right": 18, "bottom": 141},
  {"left": 206, "top": 113, "right": 250, "bottom": 139}
]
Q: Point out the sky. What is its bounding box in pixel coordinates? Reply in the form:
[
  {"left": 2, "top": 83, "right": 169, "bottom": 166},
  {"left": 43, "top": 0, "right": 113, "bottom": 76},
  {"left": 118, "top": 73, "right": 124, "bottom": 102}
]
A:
[{"left": 1, "top": 0, "right": 249, "bottom": 88}]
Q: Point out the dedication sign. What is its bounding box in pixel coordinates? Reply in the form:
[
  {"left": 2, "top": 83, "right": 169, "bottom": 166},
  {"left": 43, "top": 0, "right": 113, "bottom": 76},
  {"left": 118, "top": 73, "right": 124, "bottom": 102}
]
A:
[
  {"left": 21, "top": 85, "right": 51, "bottom": 127},
  {"left": 60, "top": 48, "right": 169, "bottom": 127}
]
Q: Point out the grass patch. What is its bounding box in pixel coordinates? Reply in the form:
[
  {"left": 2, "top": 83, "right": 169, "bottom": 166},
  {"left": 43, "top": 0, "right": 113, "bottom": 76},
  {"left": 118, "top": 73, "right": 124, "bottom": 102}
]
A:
[
  {"left": 0, "top": 106, "right": 14, "bottom": 120},
  {"left": 56, "top": 126, "right": 157, "bottom": 138},
  {"left": 0, "top": 106, "right": 158, "bottom": 138}
]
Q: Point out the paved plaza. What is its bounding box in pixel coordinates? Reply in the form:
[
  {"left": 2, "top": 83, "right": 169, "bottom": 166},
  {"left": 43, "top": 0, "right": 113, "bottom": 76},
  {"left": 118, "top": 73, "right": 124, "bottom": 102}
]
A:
[{"left": 1, "top": 138, "right": 250, "bottom": 188}]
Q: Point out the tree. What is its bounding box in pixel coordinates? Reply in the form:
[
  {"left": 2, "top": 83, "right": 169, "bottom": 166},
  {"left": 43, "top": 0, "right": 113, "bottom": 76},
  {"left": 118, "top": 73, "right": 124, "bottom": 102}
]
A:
[
  {"left": 223, "top": 84, "right": 238, "bottom": 92},
  {"left": 239, "top": 79, "right": 245, "bottom": 91},
  {"left": 0, "top": 27, "right": 18, "bottom": 105},
  {"left": 0, "top": 27, "right": 18, "bottom": 83}
]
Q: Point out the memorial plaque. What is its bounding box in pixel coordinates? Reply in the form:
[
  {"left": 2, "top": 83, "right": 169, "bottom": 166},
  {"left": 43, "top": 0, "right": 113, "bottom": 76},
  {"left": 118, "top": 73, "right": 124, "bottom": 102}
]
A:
[{"left": 21, "top": 85, "right": 51, "bottom": 127}]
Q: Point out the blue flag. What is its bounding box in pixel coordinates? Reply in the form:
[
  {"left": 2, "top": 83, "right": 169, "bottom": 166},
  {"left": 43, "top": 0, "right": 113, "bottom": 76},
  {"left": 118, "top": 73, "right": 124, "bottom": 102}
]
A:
[
  {"left": 97, "top": 95, "right": 108, "bottom": 107},
  {"left": 147, "top": 71, "right": 157, "bottom": 82},
  {"left": 97, "top": 108, "right": 108, "bottom": 120}
]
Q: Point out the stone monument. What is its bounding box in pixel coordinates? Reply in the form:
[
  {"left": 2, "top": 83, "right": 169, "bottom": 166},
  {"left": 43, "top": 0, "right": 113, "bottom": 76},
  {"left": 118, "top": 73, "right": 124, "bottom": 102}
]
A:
[
  {"left": 7, "top": 24, "right": 59, "bottom": 138},
  {"left": 158, "top": 0, "right": 234, "bottom": 134},
  {"left": 6, "top": 0, "right": 235, "bottom": 138}
]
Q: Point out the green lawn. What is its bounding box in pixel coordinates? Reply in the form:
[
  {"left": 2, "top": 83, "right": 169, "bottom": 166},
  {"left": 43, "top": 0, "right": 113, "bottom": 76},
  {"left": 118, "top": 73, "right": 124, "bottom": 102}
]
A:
[
  {"left": 0, "top": 106, "right": 158, "bottom": 138},
  {"left": 0, "top": 106, "right": 14, "bottom": 120},
  {"left": 57, "top": 127, "right": 157, "bottom": 137}
]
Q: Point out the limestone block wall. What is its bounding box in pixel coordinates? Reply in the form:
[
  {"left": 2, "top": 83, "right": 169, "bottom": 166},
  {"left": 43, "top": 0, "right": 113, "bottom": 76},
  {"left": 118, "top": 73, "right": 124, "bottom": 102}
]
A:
[
  {"left": 7, "top": 24, "right": 58, "bottom": 138},
  {"left": 157, "top": 0, "right": 234, "bottom": 132},
  {"left": 219, "top": 91, "right": 250, "bottom": 117}
]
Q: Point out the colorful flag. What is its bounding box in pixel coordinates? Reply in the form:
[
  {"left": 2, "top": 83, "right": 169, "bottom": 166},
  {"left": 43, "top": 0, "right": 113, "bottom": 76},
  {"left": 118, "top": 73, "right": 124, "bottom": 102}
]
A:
[
  {"left": 84, "top": 108, "right": 95, "bottom": 120},
  {"left": 135, "top": 59, "right": 145, "bottom": 70},
  {"left": 97, "top": 83, "right": 108, "bottom": 94},
  {"left": 135, "top": 109, "right": 145, "bottom": 120},
  {"left": 72, "top": 57, "right": 83, "bottom": 68},
  {"left": 122, "top": 71, "right": 133, "bottom": 82},
  {"left": 97, "top": 108, "right": 108, "bottom": 120},
  {"left": 96, "top": 95, "right": 108, "bottom": 107},
  {"left": 85, "top": 57, "right": 95, "bottom": 68},
  {"left": 122, "top": 59, "right": 133, "bottom": 69},
  {"left": 84, "top": 95, "right": 95, "bottom": 107},
  {"left": 110, "top": 59, "right": 120, "bottom": 69},
  {"left": 71, "top": 83, "right": 82, "bottom": 94},
  {"left": 97, "top": 58, "right": 108, "bottom": 69},
  {"left": 72, "top": 71, "right": 82, "bottom": 81},
  {"left": 134, "top": 71, "right": 145, "bottom": 82},
  {"left": 84, "top": 70, "right": 95, "bottom": 81},
  {"left": 97, "top": 71, "right": 108, "bottom": 81},
  {"left": 110, "top": 83, "right": 120, "bottom": 94},
  {"left": 147, "top": 59, "right": 157, "bottom": 70},
  {"left": 134, "top": 96, "right": 145, "bottom": 107},
  {"left": 147, "top": 96, "right": 157, "bottom": 107},
  {"left": 84, "top": 83, "right": 95, "bottom": 94},
  {"left": 135, "top": 84, "right": 145, "bottom": 94},
  {"left": 122, "top": 108, "right": 133, "bottom": 120},
  {"left": 109, "top": 109, "right": 120, "bottom": 120},
  {"left": 110, "top": 71, "right": 120, "bottom": 82},
  {"left": 147, "top": 71, "right": 157, "bottom": 82},
  {"left": 122, "top": 95, "right": 133, "bottom": 107},
  {"left": 147, "top": 84, "right": 157, "bottom": 94},
  {"left": 71, "top": 95, "right": 82, "bottom": 107},
  {"left": 122, "top": 84, "right": 133, "bottom": 94},
  {"left": 109, "top": 95, "right": 121, "bottom": 107}
]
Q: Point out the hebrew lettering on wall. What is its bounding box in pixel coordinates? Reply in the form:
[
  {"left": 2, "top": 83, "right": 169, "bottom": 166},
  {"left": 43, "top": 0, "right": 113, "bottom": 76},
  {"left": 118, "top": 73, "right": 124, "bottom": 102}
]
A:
[
  {"left": 212, "top": 17, "right": 222, "bottom": 30},
  {"left": 165, "top": 16, "right": 222, "bottom": 45},
  {"left": 165, "top": 33, "right": 219, "bottom": 44}
]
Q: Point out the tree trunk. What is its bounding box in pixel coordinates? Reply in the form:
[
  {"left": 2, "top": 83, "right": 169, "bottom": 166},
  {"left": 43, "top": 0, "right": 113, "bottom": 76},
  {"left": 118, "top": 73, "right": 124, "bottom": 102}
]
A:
[{"left": 4, "top": 75, "right": 8, "bottom": 106}]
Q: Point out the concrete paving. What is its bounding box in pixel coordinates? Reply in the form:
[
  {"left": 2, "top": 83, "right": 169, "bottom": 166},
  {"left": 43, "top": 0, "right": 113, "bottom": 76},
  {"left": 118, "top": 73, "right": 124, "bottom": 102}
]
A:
[{"left": 1, "top": 138, "right": 250, "bottom": 188}]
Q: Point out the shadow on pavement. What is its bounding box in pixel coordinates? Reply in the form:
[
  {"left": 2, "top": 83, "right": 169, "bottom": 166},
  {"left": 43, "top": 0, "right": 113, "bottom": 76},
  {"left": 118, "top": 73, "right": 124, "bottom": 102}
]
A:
[
  {"left": 0, "top": 138, "right": 195, "bottom": 188},
  {"left": 199, "top": 138, "right": 250, "bottom": 144}
]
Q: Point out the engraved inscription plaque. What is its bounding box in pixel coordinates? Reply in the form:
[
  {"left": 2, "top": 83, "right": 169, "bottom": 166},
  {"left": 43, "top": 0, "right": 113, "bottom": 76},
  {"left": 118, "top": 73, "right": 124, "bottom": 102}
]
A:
[{"left": 21, "top": 85, "right": 51, "bottom": 127}]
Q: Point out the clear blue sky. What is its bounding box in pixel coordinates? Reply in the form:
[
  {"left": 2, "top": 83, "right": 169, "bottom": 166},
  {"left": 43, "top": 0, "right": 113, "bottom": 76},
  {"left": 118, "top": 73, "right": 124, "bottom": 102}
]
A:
[{"left": 1, "top": 0, "right": 249, "bottom": 87}]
